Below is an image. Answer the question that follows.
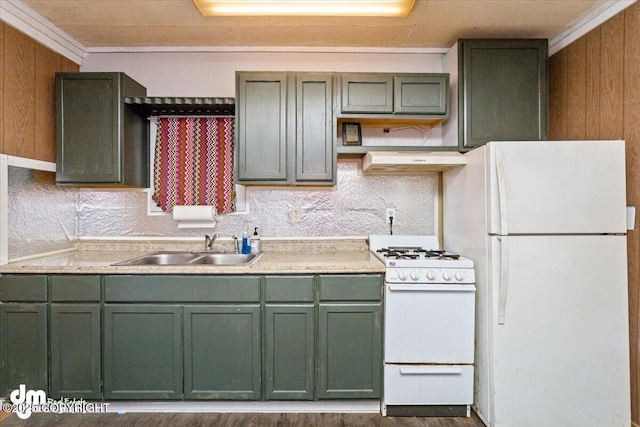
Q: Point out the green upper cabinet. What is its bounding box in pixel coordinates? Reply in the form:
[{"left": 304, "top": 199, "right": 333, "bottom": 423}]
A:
[
  {"left": 56, "top": 72, "right": 148, "bottom": 187},
  {"left": 294, "top": 74, "right": 335, "bottom": 183},
  {"left": 340, "top": 73, "right": 449, "bottom": 116},
  {"left": 236, "top": 72, "right": 288, "bottom": 183},
  {"left": 457, "top": 39, "right": 548, "bottom": 150},
  {"left": 393, "top": 75, "right": 448, "bottom": 115},
  {"left": 236, "top": 72, "right": 335, "bottom": 185},
  {"left": 341, "top": 74, "right": 393, "bottom": 113}
]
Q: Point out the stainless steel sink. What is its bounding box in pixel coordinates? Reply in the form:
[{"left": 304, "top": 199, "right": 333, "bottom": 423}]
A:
[
  {"left": 112, "top": 251, "right": 261, "bottom": 266},
  {"left": 189, "top": 253, "right": 260, "bottom": 265}
]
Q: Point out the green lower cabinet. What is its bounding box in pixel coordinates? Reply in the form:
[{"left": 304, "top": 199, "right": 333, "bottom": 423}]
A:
[
  {"left": 103, "top": 304, "right": 183, "bottom": 399},
  {"left": 183, "top": 305, "right": 261, "bottom": 400},
  {"left": 264, "top": 304, "right": 315, "bottom": 400},
  {"left": 318, "top": 303, "right": 382, "bottom": 399},
  {"left": 0, "top": 304, "right": 48, "bottom": 396},
  {"left": 49, "top": 304, "right": 101, "bottom": 399}
]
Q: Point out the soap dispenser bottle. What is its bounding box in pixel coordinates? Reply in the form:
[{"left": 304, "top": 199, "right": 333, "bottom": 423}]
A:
[
  {"left": 250, "top": 227, "right": 261, "bottom": 254},
  {"left": 241, "top": 228, "right": 251, "bottom": 254}
]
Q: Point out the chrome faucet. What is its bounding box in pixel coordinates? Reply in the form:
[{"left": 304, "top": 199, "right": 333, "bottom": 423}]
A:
[
  {"left": 232, "top": 235, "right": 240, "bottom": 253},
  {"left": 204, "top": 233, "right": 219, "bottom": 251}
]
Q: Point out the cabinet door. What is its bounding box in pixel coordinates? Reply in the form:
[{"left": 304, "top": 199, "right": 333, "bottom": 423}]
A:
[
  {"left": 459, "top": 39, "right": 548, "bottom": 150},
  {"left": 341, "top": 74, "right": 393, "bottom": 113},
  {"left": 49, "top": 304, "right": 101, "bottom": 399},
  {"left": 56, "top": 73, "right": 121, "bottom": 184},
  {"left": 394, "top": 75, "right": 448, "bottom": 115},
  {"left": 295, "top": 74, "right": 335, "bottom": 183},
  {"left": 184, "top": 305, "right": 261, "bottom": 400},
  {"left": 103, "top": 304, "right": 182, "bottom": 399},
  {"left": 236, "top": 73, "right": 288, "bottom": 183},
  {"left": 56, "top": 72, "right": 147, "bottom": 186},
  {"left": 264, "top": 304, "right": 315, "bottom": 400},
  {"left": 0, "top": 304, "right": 48, "bottom": 396},
  {"left": 318, "top": 303, "right": 382, "bottom": 399}
]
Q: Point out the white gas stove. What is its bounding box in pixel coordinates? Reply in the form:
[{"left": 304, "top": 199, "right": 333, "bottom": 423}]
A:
[
  {"left": 370, "top": 234, "right": 476, "bottom": 418},
  {"left": 369, "top": 234, "right": 475, "bottom": 284}
]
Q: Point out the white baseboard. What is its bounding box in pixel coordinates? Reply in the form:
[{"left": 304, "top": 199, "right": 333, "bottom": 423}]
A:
[{"left": 104, "top": 401, "right": 380, "bottom": 414}]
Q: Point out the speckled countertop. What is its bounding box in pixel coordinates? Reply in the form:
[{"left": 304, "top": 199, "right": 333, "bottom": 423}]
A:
[{"left": 0, "top": 238, "right": 386, "bottom": 275}]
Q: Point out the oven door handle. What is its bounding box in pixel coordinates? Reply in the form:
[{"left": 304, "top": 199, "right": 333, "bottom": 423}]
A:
[
  {"left": 400, "top": 367, "right": 463, "bottom": 375},
  {"left": 387, "top": 284, "right": 475, "bottom": 292}
]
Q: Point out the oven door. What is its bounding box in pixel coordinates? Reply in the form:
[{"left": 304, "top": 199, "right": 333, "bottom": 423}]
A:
[{"left": 384, "top": 283, "right": 475, "bottom": 364}]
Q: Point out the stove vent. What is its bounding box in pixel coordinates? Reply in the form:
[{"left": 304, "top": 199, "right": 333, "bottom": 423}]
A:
[{"left": 361, "top": 152, "right": 467, "bottom": 175}]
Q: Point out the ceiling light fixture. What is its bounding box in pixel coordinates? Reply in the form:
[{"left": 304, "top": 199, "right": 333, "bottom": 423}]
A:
[{"left": 193, "top": 0, "right": 416, "bottom": 17}]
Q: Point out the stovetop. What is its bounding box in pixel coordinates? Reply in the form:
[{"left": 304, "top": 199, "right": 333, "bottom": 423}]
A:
[{"left": 369, "top": 234, "right": 474, "bottom": 269}]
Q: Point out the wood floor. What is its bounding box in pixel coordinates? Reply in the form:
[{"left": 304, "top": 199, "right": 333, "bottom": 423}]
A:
[{"left": 0, "top": 411, "right": 486, "bottom": 426}]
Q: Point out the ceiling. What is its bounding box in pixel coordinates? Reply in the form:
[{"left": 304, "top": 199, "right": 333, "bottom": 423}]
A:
[{"left": 20, "top": 0, "right": 609, "bottom": 50}]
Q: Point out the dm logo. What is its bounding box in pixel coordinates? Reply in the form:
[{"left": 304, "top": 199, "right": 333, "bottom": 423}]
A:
[{"left": 9, "top": 384, "right": 46, "bottom": 419}]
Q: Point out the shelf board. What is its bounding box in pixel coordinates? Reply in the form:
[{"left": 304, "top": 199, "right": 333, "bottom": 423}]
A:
[
  {"left": 337, "top": 145, "right": 460, "bottom": 155},
  {"left": 337, "top": 116, "right": 447, "bottom": 128}
]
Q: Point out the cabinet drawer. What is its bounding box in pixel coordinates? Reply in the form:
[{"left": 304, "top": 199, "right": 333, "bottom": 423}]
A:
[
  {"left": 104, "top": 275, "right": 260, "bottom": 302},
  {"left": 384, "top": 364, "right": 473, "bottom": 405},
  {"left": 319, "top": 274, "right": 382, "bottom": 301},
  {"left": 264, "top": 276, "right": 314, "bottom": 302},
  {"left": 50, "top": 275, "right": 101, "bottom": 302},
  {"left": 0, "top": 275, "right": 48, "bottom": 302}
]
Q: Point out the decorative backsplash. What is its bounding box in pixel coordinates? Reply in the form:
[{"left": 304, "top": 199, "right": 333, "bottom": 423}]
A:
[
  {"left": 78, "top": 160, "right": 438, "bottom": 238},
  {"left": 7, "top": 160, "right": 438, "bottom": 260},
  {"left": 8, "top": 167, "right": 77, "bottom": 260}
]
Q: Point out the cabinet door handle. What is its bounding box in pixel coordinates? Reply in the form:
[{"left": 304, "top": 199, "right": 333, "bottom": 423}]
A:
[
  {"left": 399, "top": 367, "right": 463, "bottom": 375},
  {"left": 387, "top": 285, "right": 475, "bottom": 292}
]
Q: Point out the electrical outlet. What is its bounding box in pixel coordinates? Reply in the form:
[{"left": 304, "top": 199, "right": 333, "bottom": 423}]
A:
[
  {"left": 291, "top": 207, "right": 302, "bottom": 223},
  {"left": 386, "top": 208, "right": 396, "bottom": 223}
]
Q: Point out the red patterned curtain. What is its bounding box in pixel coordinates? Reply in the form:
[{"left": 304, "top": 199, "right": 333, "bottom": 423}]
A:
[{"left": 152, "top": 117, "right": 235, "bottom": 213}]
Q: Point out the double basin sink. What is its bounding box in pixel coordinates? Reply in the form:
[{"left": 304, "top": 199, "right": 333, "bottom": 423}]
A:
[{"left": 112, "top": 251, "right": 261, "bottom": 266}]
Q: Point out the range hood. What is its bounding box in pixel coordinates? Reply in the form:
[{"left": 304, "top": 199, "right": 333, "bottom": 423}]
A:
[{"left": 361, "top": 151, "right": 467, "bottom": 174}]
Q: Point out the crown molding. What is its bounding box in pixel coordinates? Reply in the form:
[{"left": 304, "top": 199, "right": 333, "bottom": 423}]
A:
[
  {"left": 84, "top": 45, "right": 449, "bottom": 54},
  {"left": 0, "top": 0, "right": 85, "bottom": 64},
  {"left": 549, "top": 0, "right": 637, "bottom": 56}
]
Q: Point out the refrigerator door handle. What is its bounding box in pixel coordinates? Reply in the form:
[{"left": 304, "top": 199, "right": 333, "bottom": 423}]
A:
[
  {"left": 498, "top": 236, "right": 509, "bottom": 325},
  {"left": 495, "top": 147, "right": 509, "bottom": 235}
]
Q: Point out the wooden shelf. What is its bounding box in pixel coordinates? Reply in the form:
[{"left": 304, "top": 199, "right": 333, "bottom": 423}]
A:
[{"left": 337, "top": 116, "right": 447, "bottom": 128}]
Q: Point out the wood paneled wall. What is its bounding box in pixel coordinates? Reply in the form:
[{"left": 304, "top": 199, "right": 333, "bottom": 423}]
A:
[
  {"left": 549, "top": 3, "right": 640, "bottom": 423},
  {"left": 0, "top": 22, "right": 78, "bottom": 162}
]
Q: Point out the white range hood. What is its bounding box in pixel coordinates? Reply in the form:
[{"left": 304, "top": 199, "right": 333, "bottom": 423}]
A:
[{"left": 361, "top": 151, "right": 467, "bottom": 174}]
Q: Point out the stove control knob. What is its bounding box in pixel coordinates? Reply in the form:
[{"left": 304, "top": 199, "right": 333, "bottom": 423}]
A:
[
  {"left": 455, "top": 270, "right": 466, "bottom": 281},
  {"left": 397, "top": 270, "right": 407, "bottom": 281},
  {"left": 410, "top": 270, "right": 420, "bottom": 281},
  {"left": 442, "top": 270, "right": 452, "bottom": 281},
  {"left": 426, "top": 270, "right": 437, "bottom": 281}
]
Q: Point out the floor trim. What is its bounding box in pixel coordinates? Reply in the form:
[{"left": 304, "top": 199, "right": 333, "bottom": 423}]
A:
[{"left": 104, "top": 401, "right": 381, "bottom": 414}]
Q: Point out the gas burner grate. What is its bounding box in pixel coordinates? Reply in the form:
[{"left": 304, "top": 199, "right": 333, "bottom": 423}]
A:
[{"left": 376, "top": 246, "right": 460, "bottom": 260}]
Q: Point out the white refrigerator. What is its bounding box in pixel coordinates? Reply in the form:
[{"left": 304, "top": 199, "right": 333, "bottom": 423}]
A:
[{"left": 443, "top": 140, "right": 631, "bottom": 427}]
